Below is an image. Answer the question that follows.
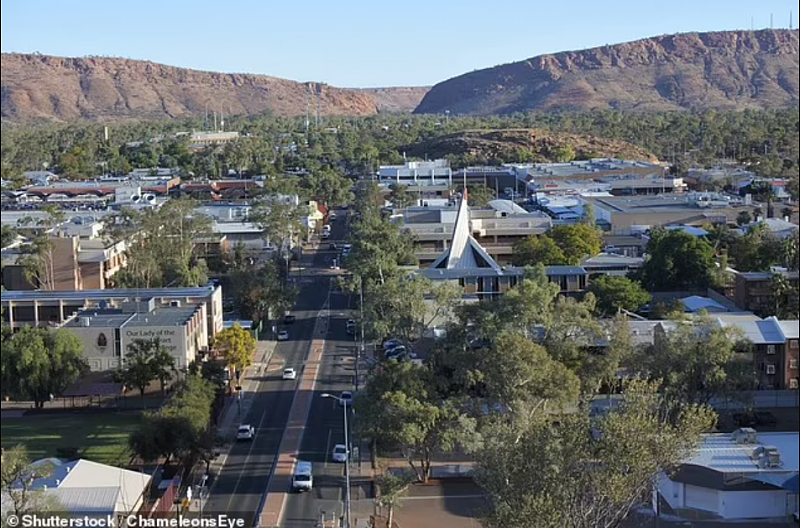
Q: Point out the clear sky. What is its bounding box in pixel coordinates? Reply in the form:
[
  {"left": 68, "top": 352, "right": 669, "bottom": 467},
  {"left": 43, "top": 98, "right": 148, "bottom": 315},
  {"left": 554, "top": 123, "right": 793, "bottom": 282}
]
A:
[{"left": 1, "top": 0, "right": 796, "bottom": 87}]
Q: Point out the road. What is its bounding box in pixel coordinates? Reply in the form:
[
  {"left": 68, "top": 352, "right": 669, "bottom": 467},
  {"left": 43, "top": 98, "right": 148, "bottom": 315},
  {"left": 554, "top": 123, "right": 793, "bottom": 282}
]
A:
[
  {"left": 281, "top": 286, "right": 363, "bottom": 527},
  {"left": 203, "top": 215, "right": 349, "bottom": 526}
]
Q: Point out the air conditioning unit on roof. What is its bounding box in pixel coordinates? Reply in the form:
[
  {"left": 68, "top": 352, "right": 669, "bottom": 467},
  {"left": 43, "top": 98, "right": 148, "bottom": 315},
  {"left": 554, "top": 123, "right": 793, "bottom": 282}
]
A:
[{"left": 732, "top": 427, "right": 758, "bottom": 444}]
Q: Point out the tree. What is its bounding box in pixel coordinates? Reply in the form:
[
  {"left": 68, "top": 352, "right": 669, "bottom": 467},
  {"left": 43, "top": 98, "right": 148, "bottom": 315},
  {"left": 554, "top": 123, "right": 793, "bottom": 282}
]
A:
[
  {"left": 115, "top": 339, "right": 166, "bottom": 405},
  {"left": 476, "top": 381, "right": 716, "bottom": 528},
  {"left": 736, "top": 210, "right": 752, "bottom": 226},
  {"left": 303, "top": 167, "right": 353, "bottom": 207},
  {"left": 511, "top": 236, "right": 566, "bottom": 267},
  {"left": 637, "top": 316, "right": 755, "bottom": 405},
  {"left": 375, "top": 471, "right": 414, "bottom": 528},
  {"left": 389, "top": 184, "right": 416, "bottom": 209},
  {"left": 459, "top": 185, "right": 495, "bottom": 208},
  {"left": 17, "top": 206, "right": 66, "bottom": 290},
  {"left": 214, "top": 324, "right": 257, "bottom": 372},
  {"left": 552, "top": 144, "right": 577, "bottom": 163},
  {"left": 1, "top": 225, "right": 17, "bottom": 249},
  {"left": 549, "top": 224, "right": 603, "bottom": 265},
  {"left": 641, "top": 228, "right": 715, "bottom": 291},
  {"left": 1, "top": 446, "right": 60, "bottom": 518},
  {"left": 149, "top": 342, "right": 176, "bottom": 395},
  {"left": 0, "top": 327, "right": 88, "bottom": 408},
  {"left": 587, "top": 275, "right": 651, "bottom": 316}
]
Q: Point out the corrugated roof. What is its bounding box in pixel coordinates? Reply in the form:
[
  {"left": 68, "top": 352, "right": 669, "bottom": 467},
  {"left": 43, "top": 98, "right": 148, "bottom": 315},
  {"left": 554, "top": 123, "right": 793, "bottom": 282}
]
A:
[
  {"left": 680, "top": 295, "right": 728, "bottom": 313},
  {"left": 687, "top": 432, "right": 799, "bottom": 474},
  {"left": 2, "top": 285, "right": 217, "bottom": 302}
]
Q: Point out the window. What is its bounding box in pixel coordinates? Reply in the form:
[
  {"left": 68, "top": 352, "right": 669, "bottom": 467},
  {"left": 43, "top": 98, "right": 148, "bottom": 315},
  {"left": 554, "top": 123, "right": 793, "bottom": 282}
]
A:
[
  {"left": 765, "top": 364, "right": 777, "bottom": 375},
  {"left": 766, "top": 345, "right": 776, "bottom": 355},
  {"left": 791, "top": 340, "right": 799, "bottom": 350},
  {"left": 790, "top": 379, "right": 799, "bottom": 390},
  {"left": 790, "top": 359, "right": 799, "bottom": 370}
]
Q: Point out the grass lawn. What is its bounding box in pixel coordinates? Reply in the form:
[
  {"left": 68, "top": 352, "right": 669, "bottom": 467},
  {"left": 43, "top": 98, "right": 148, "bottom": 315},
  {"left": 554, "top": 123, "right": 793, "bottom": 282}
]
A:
[{"left": 1, "top": 412, "right": 142, "bottom": 467}]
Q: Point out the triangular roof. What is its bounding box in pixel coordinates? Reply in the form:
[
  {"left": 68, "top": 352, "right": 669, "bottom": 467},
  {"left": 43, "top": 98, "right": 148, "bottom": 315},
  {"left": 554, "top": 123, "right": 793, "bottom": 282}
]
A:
[{"left": 431, "top": 194, "right": 502, "bottom": 272}]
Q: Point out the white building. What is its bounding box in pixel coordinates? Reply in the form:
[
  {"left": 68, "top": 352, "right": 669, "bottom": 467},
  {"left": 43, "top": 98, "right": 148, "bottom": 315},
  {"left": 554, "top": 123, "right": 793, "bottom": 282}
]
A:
[
  {"left": 659, "top": 430, "right": 798, "bottom": 520},
  {"left": 379, "top": 160, "right": 453, "bottom": 186}
]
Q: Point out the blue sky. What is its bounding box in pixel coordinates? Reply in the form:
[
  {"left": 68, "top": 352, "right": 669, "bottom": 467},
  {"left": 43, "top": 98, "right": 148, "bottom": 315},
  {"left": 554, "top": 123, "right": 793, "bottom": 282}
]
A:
[{"left": 1, "top": 0, "right": 796, "bottom": 87}]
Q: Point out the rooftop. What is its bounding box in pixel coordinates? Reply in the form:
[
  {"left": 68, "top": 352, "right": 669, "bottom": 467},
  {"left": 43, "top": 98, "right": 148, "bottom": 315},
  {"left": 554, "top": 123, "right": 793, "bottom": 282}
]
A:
[
  {"left": 1, "top": 284, "right": 218, "bottom": 303},
  {"left": 687, "top": 432, "right": 798, "bottom": 474}
]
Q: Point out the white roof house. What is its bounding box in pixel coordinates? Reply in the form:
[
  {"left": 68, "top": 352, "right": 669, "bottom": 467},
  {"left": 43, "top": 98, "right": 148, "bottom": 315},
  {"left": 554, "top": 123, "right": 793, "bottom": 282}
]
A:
[
  {"left": 3, "top": 458, "right": 151, "bottom": 516},
  {"left": 659, "top": 431, "right": 799, "bottom": 520}
]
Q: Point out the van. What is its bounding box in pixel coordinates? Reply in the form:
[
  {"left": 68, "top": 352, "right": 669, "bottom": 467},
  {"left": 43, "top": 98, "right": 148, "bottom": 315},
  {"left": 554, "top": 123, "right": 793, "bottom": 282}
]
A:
[{"left": 292, "top": 461, "right": 313, "bottom": 492}]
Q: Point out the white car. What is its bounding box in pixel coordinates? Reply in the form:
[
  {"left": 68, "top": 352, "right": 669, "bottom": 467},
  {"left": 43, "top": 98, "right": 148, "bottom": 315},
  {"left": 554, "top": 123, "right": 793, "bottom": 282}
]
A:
[
  {"left": 322, "top": 224, "right": 332, "bottom": 233},
  {"left": 292, "top": 461, "right": 314, "bottom": 492},
  {"left": 322, "top": 231, "right": 331, "bottom": 239},
  {"left": 339, "top": 391, "right": 353, "bottom": 407},
  {"left": 282, "top": 368, "right": 297, "bottom": 380},
  {"left": 236, "top": 424, "right": 255, "bottom": 441},
  {"left": 277, "top": 330, "right": 289, "bottom": 341},
  {"left": 332, "top": 444, "right": 348, "bottom": 463}
]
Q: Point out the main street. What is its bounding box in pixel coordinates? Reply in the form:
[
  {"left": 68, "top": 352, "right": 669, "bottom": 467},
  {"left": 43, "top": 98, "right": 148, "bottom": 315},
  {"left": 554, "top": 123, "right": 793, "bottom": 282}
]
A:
[{"left": 203, "top": 215, "right": 350, "bottom": 526}]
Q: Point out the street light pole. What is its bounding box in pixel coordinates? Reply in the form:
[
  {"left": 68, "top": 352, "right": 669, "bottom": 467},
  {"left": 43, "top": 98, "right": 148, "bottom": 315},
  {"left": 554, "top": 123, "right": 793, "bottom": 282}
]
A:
[{"left": 322, "top": 394, "right": 352, "bottom": 528}]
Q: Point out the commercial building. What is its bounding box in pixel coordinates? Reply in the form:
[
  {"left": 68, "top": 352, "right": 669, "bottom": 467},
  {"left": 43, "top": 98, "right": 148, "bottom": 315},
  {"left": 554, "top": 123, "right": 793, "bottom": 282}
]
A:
[
  {"left": 730, "top": 268, "right": 800, "bottom": 316},
  {"left": 658, "top": 430, "right": 798, "bottom": 520},
  {"left": 401, "top": 199, "right": 552, "bottom": 266},
  {"left": 379, "top": 160, "right": 453, "bottom": 187},
  {"left": 63, "top": 299, "right": 209, "bottom": 371},
  {"left": 1, "top": 284, "right": 223, "bottom": 341},
  {"left": 580, "top": 252, "right": 645, "bottom": 277}
]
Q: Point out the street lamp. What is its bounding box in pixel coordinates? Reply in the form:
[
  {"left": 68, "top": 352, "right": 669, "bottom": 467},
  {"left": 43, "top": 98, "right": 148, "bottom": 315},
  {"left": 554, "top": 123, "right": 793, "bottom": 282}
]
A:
[{"left": 321, "top": 393, "right": 351, "bottom": 528}]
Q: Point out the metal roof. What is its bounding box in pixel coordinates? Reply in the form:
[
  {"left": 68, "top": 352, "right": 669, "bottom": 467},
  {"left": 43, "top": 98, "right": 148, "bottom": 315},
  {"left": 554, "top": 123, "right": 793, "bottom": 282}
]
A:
[
  {"left": 686, "top": 432, "right": 799, "bottom": 474},
  {"left": 1, "top": 285, "right": 217, "bottom": 302},
  {"left": 680, "top": 295, "right": 728, "bottom": 313}
]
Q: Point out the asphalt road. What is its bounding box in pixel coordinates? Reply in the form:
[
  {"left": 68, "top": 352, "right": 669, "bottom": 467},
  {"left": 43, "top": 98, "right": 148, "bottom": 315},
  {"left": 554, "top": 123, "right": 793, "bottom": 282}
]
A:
[
  {"left": 281, "top": 289, "right": 359, "bottom": 527},
  {"left": 204, "top": 215, "right": 349, "bottom": 526}
]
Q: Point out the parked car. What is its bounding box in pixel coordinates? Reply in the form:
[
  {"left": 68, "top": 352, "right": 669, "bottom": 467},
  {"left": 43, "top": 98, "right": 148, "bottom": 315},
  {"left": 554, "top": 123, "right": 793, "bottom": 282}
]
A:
[
  {"left": 383, "top": 338, "right": 403, "bottom": 350},
  {"left": 339, "top": 391, "right": 354, "bottom": 407},
  {"left": 332, "top": 444, "right": 348, "bottom": 463},
  {"left": 236, "top": 424, "right": 255, "bottom": 441},
  {"left": 346, "top": 319, "right": 356, "bottom": 335},
  {"left": 322, "top": 231, "right": 331, "bottom": 239},
  {"left": 277, "top": 330, "right": 290, "bottom": 341},
  {"left": 282, "top": 368, "right": 297, "bottom": 380},
  {"left": 322, "top": 224, "right": 332, "bottom": 233}
]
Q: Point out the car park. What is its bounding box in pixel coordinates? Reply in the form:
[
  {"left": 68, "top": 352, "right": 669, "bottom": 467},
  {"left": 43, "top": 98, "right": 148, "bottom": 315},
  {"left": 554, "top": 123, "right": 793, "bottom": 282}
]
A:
[
  {"left": 277, "top": 330, "right": 290, "bottom": 341},
  {"left": 282, "top": 368, "right": 297, "bottom": 380},
  {"left": 332, "top": 444, "right": 348, "bottom": 463},
  {"left": 236, "top": 424, "right": 255, "bottom": 441}
]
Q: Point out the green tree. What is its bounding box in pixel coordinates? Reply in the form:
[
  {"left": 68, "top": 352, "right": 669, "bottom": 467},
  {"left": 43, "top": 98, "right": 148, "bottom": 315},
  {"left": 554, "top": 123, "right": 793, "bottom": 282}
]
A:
[
  {"left": 149, "top": 340, "right": 176, "bottom": 395},
  {"left": 462, "top": 185, "right": 496, "bottom": 208},
  {"left": 115, "top": 339, "right": 162, "bottom": 405},
  {"left": 587, "top": 275, "right": 651, "bottom": 316},
  {"left": 552, "top": 144, "right": 576, "bottom": 163},
  {"left": 549, "top": 224, "right": 603, "bottom": 265},
  {"left": 214, "top": 323, "right": 257, "bottom": 372},
  {"left": 18, "top": 206, "right": 66, "bottom": 290},
  {"left": 0, "top": 327, "right": 88, "bottom": 408},
  {"left": 389, "top": 184, "right": 416, "bottom": 209},
  {"left": 303, "top": 167, "right": 353, "bottom": 207},
  {"left": 511, "top": 235, "right": 566, "bottom": 267},
  {"left": 375, "top": 471, "right": 414, "bottom": 528},
  {"left": 641, "top": 228, "right": 715, "bottom": 291},
  {"left": 476, "top": 381, "right": 716, "bottom": 528},
  {"left": 1, "top": 446, "right": 61, "bottom": 518},
  {"left": 637, "top": 316, "right": 755, "bottom": 405},
  {"left": 736, "top": 210, "right": 752, "bottom": 226},
  {"left": 1, "top": 225, "right": 17, "bottom": 249}
]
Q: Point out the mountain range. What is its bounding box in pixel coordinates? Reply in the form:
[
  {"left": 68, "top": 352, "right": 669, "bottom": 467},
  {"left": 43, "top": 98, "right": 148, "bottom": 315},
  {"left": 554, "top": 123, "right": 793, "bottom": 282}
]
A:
[
  {"left": 416, "top": 29, "right": 799, "bottom": 115},
  {"left": 2, "top": 29, "right": 797, "bottom": 122}
]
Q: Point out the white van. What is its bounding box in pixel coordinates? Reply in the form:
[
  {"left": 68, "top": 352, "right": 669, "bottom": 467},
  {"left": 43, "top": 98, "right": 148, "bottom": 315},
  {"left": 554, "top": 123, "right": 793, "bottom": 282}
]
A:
[{"left": 292, "top": 461, "right": 313, "bottom": 492}]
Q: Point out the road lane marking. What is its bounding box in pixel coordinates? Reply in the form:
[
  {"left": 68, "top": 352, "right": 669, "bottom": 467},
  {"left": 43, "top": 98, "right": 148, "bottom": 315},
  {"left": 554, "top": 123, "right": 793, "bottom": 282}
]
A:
[{"left": 324, "top": 429, "right": 332, "bottom": 469}]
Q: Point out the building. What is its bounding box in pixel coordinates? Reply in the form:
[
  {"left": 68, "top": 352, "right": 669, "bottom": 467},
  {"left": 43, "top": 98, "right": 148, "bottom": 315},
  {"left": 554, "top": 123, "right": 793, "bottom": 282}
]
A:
[
  {"left": 730, "top": 268, "right": 800, "bottom": 316},
  {"left": 743, "top": 218, "right": 799, "bottom": 240},
  {"left": 63, "top": 299, "right": 209, "bottom": 371},
  {"left": 418, "top": 194, "right": 587, "bottom": 297},
  {"left": 379, "top": 160, "right": 453, "bottom": 187},
  {"left": 401, "top": 200, "right": 552, "bottom": 266},
  {"left": 1, "top": 458, "right": 152, "bottom": 518},
  {"left": 658, "top": 430, "right": 798, "bottom": 520},
  {"left": 189, "top": 131, "right": 240, "bottom": 148},
  {"left": 584, "top": 193, "right": 748, "bottom": 233},
  {"left": 2, "top": 235, "right": 127, "bottom": 291},
  {"left": 580, "top": 252, "right": 645, "bottom": 277},
  {"left": 1, "top": 284, "right": 223, "bottom": 340}
]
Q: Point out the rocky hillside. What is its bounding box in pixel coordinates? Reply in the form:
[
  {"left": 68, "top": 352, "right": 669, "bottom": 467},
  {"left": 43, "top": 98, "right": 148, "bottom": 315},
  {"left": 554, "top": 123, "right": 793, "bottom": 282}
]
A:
[
  {"left": 358, "top": 87, "right": 430, "bottom": 113},
  {"left": 0, "top": 54, "right": 425, "bottom": 121},
  {"left": 415, "top": 29, "right": 799, "bottom": 115},
  {"left": 404, "top": 129, "right": 658, "bottom": 162}
]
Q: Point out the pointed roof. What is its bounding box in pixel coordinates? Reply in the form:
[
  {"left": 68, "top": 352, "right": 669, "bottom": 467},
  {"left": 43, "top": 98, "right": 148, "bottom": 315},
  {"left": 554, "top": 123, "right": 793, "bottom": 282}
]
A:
[{"left": 431, "top": 194, "right": 502, "bottom": 272}]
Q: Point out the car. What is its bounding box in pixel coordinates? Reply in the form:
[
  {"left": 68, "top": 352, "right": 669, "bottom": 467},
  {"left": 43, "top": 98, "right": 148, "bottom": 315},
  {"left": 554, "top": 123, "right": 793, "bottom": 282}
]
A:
[
  {"left": 292, "top": 461, "right": 314, "bottom": 492},
  {"left": 332, "top": 444, "right": 348, "bottom": 463},
  {"left": 383, "top": 338, "right": 402, "bottom": 351},
  {"left": 322, "top": 224, "right": 332, "bottom": 233},
  {"left": 346, "top": 319, "right": 356, "bottom": 335},
  {"left": 385, "top": 345, "right": 406, "bottom": 358},
  {"left": 236, "top": 424, "right": 255, "bottom": 441},
  {"left": 277, "top": 330, "right": 289, "bottom": 341},
  {"left": 329, "top": 212, "right": 338, "bottom": 221},
  {"left": 322, "top": 231, "right": 331, "bottom": 239},
  {"left": 339, "top": 391, "right": 354, "bottom": 407},
  {"left": 282, "top": 368, "right": 297, "bottom": 380},
  {"left": 283, "top": 314, "right": 296, "bottom": 324}
]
